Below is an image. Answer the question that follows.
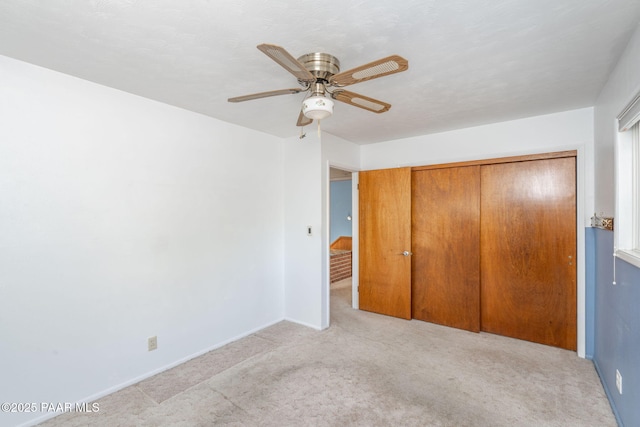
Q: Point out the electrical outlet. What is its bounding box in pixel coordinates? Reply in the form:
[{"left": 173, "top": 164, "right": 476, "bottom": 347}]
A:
[
  {"left": 616, "top": 369, "right": 622, "bottom": 394},
  {"left": 148, "top": 336, "right": 158, "bottom": 352}
]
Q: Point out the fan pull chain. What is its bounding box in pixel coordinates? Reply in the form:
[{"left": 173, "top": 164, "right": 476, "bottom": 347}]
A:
[{"left": 317, "top": 119, "right": 322, "bottom": 141}]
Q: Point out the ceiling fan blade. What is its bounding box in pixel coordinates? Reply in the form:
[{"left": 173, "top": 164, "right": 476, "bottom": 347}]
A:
[
  {"left": 228, "top": 88, "right": 304, "bottom": 103},
  {"left": 329, "top": 55, "right": 408, "bottom": 87},
  {"left": 297, "top": 110, "right": 313, "bottom": 127},
  {"left": 331, "top": 90, "right": 392, "bottom": 113},
  {"left": 257, "top": 43, "right": 316, "bottom": 83}
]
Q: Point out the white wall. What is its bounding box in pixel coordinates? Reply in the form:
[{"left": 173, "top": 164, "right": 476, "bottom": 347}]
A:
[
  {"left": 283, "top": 130, "right": 360, "bottom": 330},
  {"left": 283, "top": 134, "right": 323, "bottom": 328},
  {"left": 0, "top": 55, "right": 285, "bottom": 427},
  {"left": 360, "top": 107, "right": 594, "bottom": 357},
  {"left": 594, "top": 22, "right": 640, "bottom": 215}
]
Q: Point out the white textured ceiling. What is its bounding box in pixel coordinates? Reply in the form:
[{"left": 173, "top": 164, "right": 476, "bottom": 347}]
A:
[{"left": 1, "top": 1, "right": 640, "bottom": 144}]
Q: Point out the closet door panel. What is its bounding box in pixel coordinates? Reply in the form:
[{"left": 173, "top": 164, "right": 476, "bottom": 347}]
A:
[
  {"left": 480, "top": 157, "right": 577, "bottom": 350},
  {"left": 359, "top": 167, "right": 412, "bottom": 319},
  {"left": 412, "top": 166, "right": 481, "bottom": 332}
]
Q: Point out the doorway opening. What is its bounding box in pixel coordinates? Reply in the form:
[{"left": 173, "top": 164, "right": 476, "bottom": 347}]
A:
[{"left": 329, "top": 167, "right": 355, "bottom": 317}]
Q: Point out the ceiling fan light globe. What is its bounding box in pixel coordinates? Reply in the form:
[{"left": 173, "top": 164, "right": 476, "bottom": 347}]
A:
[{"left": 302, "top": 96, "right": 334, "bottom": 120}]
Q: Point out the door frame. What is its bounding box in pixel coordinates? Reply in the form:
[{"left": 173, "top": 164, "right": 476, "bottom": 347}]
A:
[
  {"left": 329, "top": 146, "right": 588, "bottom": 357},
  {"left": 351, "top": 172, "right": 360, "bottom": 310},
  {"left": 324, "top": 163, "right": 359, "bottom": 328}
]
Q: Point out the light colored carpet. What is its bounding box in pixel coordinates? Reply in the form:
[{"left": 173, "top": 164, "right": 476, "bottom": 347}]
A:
[{"left": 39, "top": 278, "right": 615, "bottom": 426}]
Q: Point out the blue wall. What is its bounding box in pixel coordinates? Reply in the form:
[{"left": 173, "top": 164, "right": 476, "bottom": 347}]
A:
[
  {"left": 330, "top": 180, "right": 352, "bottom": 243},
  {"left": 593, "top": 227, "right": 640, "bottom": 426},
  {"left": 585, "top": 227, "right": 595, "bottom": 359}
]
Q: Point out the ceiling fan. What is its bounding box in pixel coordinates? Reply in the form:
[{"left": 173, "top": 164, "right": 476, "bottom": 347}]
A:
[{"left": 228, "top": 44, "right": 409, "bottom": 127}]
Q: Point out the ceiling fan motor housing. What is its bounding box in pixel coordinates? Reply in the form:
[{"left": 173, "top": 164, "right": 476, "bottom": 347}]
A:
[{"left": 297, "top": 53, "right": 340, "bottom": 82}]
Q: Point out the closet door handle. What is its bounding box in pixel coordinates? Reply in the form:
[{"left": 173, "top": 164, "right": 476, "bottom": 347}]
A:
[{"left": 401, "top": 251, "right": 413, "bottom": 257}]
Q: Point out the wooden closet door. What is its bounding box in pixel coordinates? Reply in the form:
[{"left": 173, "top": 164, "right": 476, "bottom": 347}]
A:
[
  {"left": 359, "top": 167, "right": 412, "bottom": 319},
  {"left": 480, "top": 157, "right": 576, "bottom": 350},
  {"left": 412, "top": 166, "right": 481, "bottom": 332}
]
